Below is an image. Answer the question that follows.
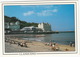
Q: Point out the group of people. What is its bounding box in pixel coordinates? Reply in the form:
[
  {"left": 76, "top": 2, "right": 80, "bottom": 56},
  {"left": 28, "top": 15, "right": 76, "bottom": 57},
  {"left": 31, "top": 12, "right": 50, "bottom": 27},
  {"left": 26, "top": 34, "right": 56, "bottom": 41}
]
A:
[
  {"left": 69, "top": 42, "right": 75, "bottom": 47},
  {"left": 5, "top": 36, "right": 28, "bottom": 48},
  {"left": 45, "top": 41, "right": 60, "bottom": 51}
]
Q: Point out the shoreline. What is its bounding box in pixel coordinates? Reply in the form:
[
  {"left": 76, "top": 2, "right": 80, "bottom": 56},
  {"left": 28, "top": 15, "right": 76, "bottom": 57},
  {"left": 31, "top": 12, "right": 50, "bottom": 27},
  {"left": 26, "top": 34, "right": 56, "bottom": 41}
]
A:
[
  {"left": 5, "top": 35, "right": 75, "bottom": 52},
  {"left": 5, "top": 34, "right": 75, "bottom": 45}
]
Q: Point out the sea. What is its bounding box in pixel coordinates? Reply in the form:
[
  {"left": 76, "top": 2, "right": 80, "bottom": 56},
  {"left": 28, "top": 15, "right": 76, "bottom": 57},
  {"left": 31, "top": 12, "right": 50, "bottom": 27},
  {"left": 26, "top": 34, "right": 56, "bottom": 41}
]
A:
[{"left": 23, "top": 32, "right": 75, "bottom": 45}]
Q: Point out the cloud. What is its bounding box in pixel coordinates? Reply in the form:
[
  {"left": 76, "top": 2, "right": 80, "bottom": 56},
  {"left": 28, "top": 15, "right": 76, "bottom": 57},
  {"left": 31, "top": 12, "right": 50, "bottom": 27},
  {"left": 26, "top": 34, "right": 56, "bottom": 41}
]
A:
[
  {"left": 43, "top": 9, "right": 58, "bottom": 13},
  {"left": 52, "top": 9, "right": 58, "bottom": 12},
  {"left": 37, "top": 9, "right": 58, "bottom": 16},
  {"left": 23, "top": 11, "right": 35, "bottom": 16},
  {"left": 23, "top": 9, "right": 58, "bottom": 16},
  {"left": 37, "top": 11, "right": 52, "bottom": 16}
]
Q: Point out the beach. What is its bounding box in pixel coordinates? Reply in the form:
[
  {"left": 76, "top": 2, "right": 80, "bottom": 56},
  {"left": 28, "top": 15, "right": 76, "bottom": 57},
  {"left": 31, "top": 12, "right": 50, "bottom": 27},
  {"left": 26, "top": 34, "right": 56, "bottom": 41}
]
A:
[{"left": 5, "top": 34, "right": 75, "bottom": 52}]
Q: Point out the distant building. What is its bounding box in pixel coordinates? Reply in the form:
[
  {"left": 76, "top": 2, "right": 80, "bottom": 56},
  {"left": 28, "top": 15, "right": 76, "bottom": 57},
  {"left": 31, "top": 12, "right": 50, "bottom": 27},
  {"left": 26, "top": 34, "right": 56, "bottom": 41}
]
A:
[
  {"left": 5, "top": 21, "right": 20, "bottom": 31},
  {"left": 20, "top": 26, "right": 43, "bottom": 33},
  {"left": 38, "top": 23, "right": 52, "bottom": 32},
  {"left": 5, "top": 21, "right": 52, "bottom": 33}
]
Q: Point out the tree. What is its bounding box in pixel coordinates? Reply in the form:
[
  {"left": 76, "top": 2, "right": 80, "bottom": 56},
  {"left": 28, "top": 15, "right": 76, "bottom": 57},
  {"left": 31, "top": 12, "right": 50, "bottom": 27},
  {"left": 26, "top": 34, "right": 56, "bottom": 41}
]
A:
[{"left": 4, "top": 16, "right": 38, "bottom": 29}]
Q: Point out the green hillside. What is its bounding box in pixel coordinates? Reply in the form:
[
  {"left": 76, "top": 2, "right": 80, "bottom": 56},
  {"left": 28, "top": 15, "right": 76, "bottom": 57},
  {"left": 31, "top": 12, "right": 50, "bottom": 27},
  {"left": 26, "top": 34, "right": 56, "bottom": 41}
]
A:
[{"left": 4, "top": 16, "right": 38, "bottom": 29}]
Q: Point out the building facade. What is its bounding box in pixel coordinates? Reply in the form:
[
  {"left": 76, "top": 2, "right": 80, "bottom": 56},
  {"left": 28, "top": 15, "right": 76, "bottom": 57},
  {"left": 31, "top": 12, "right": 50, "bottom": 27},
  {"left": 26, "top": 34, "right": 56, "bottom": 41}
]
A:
[
  {"left": 5, "top": 21, "right": 52, "bottom": 33},
  {"left": 5, "top": 21, "right": 20, "bottom": 31},
  {"left": 38, "top": 23, "right": 52, "bottom": 32},
  {"left": 20, "top": 26, "right": 43, "bottom": 33}
]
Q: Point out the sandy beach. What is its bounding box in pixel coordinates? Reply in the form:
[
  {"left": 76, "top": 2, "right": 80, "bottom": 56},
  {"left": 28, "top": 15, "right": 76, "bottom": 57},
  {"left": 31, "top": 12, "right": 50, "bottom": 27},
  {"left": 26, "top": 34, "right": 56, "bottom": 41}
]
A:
[{"left": 5, "top": 34, "right": 75, "bottom": 52}]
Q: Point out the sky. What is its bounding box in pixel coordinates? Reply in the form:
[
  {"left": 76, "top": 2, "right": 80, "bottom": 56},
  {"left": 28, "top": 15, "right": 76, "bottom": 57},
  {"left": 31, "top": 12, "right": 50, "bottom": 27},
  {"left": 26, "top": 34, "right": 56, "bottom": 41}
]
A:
[{"left": 4, "top": 4, "right": 75, "bottom": 31}]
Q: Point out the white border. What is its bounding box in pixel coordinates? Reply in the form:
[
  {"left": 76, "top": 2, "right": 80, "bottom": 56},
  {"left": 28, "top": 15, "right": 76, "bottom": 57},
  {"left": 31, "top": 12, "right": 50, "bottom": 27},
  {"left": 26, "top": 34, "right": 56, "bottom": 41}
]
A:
[{"left": 1, "top": 1, "right": 78, "bottom": 55}]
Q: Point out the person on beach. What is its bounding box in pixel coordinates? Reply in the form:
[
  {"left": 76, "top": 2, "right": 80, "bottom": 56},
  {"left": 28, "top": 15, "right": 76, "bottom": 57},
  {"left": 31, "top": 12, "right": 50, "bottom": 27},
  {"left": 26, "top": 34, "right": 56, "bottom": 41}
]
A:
[
  {"left": 50, "top": 42, "right": 53, "bottom": 46},
  {"left": 53, "top": 42, "right": 56, "bottom": 45},
  {"left": 45, "top": 43, "right": 50, "bottom": 46},
  {"left": 69, "top": 42, "right": 75, "bottom": 47},
  {"left": 69, "top": 42, "right": 72, "bottom": 47},
  {"left": 23, "top": 42, "right": 28, "bottom": 47},
  {"left": 18, "top": 42, "right": 21, "bottom": 46},
  {"left": 65, "top": 48, "right": 69, "bottom": 51},
  {"left": 72, "top": 43, "right": 75, "bottom": 47},
  {"left": 51, "top": 44, "right": 56, "bottom": 51},
  {"left": 51, "top": 43, "right": 60, "bottom": 51}
]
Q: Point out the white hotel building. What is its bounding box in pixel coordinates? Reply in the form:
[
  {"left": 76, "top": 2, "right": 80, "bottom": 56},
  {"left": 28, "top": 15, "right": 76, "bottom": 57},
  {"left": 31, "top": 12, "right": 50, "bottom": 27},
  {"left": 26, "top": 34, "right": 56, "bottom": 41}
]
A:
[
  {"left": 38, "top": 23, "right": 52, "bottom": 32},
  {"left": 21, "top": 23, "right": 52, "bottom": 32}
]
